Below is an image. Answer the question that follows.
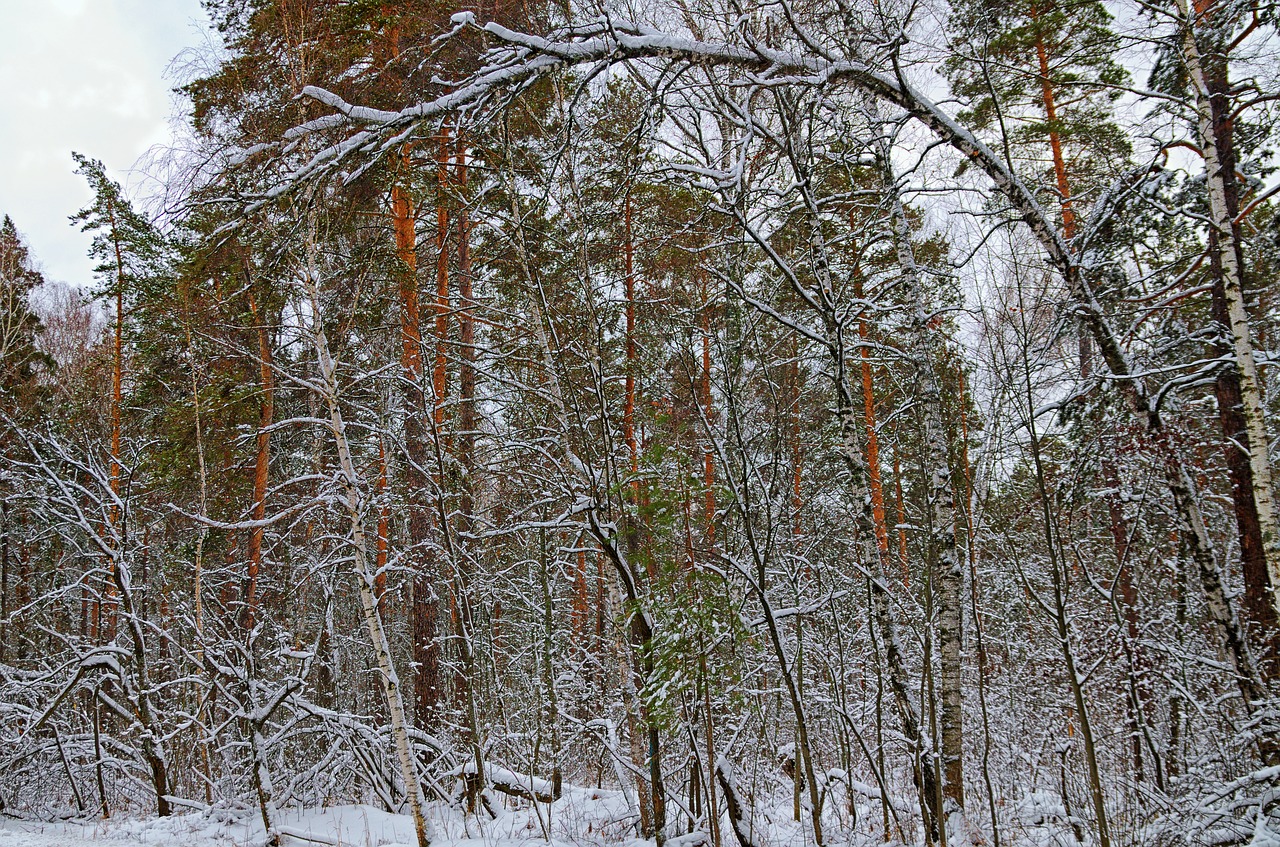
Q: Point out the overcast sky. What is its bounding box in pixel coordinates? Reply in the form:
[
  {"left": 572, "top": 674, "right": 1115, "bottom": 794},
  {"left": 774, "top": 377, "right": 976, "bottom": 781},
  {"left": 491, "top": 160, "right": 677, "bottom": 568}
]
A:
[{"left": 0, "top": 0, "right": 210, "bottom": 285}]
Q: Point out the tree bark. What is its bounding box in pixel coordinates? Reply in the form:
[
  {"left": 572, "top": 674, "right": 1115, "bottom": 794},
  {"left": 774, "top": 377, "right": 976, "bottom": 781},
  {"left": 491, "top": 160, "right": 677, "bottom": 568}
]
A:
[
  {"left": 453, "top": 134, "right": 483, "bottom": 766},
  {"left": 106, "top": 549, "right": 171, "bottom": 816},
  {"left": 1019, "top": 335, "right": 1111, "bottom": 847},
  {"left": 303, "top": 237, "right": 432, "bottom": 847},
  {"left": 701, "top": 290, "right": 716, "bottom": 540},
  {"left": 1188, "top": 0, "right": 1280, "bottom": 669},
  {"left": 852, "top": 270, "right": 891, "bottom": 558},
  {"left": 243, "top": 285, "right": 273, "bottom": 631},
  {"left": 871, "top": 72, "right": 1272, "bottom": 720},
  {"left": 388, "top": 140, "right": 440, "bottom": 729},
  {"left": 878, "top": 144, "right": 965, "bottom": 816},
  {"left": 1175, "top": 0, "right": 1280, "bottom": 633},
  {"left": 104, "top": 198, "right": 126, "bottom": 640}
]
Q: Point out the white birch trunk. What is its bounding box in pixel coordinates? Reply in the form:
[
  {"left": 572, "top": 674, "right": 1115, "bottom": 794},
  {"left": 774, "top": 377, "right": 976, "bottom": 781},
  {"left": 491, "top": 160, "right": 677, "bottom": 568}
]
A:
[
  {"left": 878, "top": 141, "right": 965, "bottom": 817},
  {"left": 301, "top": 239, "right": 433, "bottom": 847},
  {"left": 1174, "top": 0, "right": 1280, "bottom": 623}
]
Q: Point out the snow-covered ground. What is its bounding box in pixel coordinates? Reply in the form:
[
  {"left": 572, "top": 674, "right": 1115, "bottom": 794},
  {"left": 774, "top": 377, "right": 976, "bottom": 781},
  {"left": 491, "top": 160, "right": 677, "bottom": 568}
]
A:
[
  {"left": 0, "top": 814, "right": 233, "bottom": 847},
  {"left": 0, "top": 806, "right": 498, "bottom": 847},
  {"left": 0, "top": 789, "right": 1106, "bottom": 847},
  {"left": 0, "top": 779, "right": 1093, "bottom": 847},
  {"left": 0, "top": 785, "right": 645, "bottom": 847}
]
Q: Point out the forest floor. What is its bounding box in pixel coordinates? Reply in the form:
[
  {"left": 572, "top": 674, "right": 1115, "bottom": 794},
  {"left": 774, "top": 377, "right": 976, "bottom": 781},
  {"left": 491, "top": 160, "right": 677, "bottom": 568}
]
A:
[
  {"left": 0, "top": 786, "right": 687, "bottom": 847},
  {"left": 1, "top": 805, "right": 485, "bottom": 847},
  {"left": 0, "top": 782, "right": 1072, "bottom": 847}
]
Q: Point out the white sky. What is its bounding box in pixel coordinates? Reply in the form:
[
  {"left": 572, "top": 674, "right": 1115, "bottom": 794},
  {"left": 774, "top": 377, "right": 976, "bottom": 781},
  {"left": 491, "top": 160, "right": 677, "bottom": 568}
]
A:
[{"left": 0, "top": 0, "right": 210, "bottom": 286}]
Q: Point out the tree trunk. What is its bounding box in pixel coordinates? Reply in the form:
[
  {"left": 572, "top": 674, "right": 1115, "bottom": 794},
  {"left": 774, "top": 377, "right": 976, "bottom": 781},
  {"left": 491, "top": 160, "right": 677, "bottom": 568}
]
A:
[
  {"left": 1029, "top": 5, "right": 1077, "bottom": 244},
  {"left": 303, "top": 239, "right": 432, "bottom": 847},
  {"left": 248, "top": 712, "right": 282, "bottom": 846},
  {"left": 715, "top": 758, "right": 760, "bottom": 847},
  {"left": 1030, "top": 10, "right": 1157, "bottom": 773},
  {"left": 389, "top": 140, "right": 439, "bottom": 729},
  {"left": 625, "top": 192, "right": 639, "bottom": 502},
  {"left": 243, "top": 285, "right": 273, "bottom": 631},
  {"left": 1101, "top": 458, "right": 1157, "bottom": 785},
  {"left": 108, "top": 551, "right": 171, "bottom": 816},
  {"left": 454, "top": 134, "right": 480, "bottom": 742},
  {"left": 878, "top": 145, "right": 965, "bottom": 817},
  {"left": 885, "top": 80, "right": 1272, "bottom": 723},
  {"left": 701, "top": 291, "right": 716, "bottom": 540},
  {"left": 958, "top": 370, "right": 1002, "bottom": 847},
  {"left": 105, "top": 199, "right": 126, "bottom": 639},
  {"left": 824, "top": 260, "right": 942, "bottom": 844},
  {"left": 1175, "top": 0, "right": 1280, "bottom": 634},
  {"left": 414, "top": 131, "right": 453, "bottom": 727},
  {"left": 735, "top": 130, "right": 942, "bottom": 840},
  {"left": 1019, "top": 342, "right": 1111, "bottom": 847},
  {"left": 1192, "top": 4, "right": 1279, "bottom": 669},
  {"left": 852, "top": 269, "right": 891, "bottom": 558},
  {"left": 376, "top": 438, "right": 390, "bottom": 600}
]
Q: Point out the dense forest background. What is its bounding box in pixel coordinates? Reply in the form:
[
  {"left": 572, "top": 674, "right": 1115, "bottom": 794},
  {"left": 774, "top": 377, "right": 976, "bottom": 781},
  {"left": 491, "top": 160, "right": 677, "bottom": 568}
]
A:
[{"left": 1, "top": 0, "right": 1279, "bottom": 844}]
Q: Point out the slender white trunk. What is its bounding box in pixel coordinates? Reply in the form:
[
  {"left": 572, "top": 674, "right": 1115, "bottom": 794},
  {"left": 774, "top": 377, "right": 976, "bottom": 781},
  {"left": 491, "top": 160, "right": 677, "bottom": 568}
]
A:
[
  {"left": 301, "top": 242, "right": 432, "bottom": 847},
  {"left": 1175, "top": 0, "right": 1280, "bottom": 622},
  {"left": 182, "top": 316, "right": 214, "bottom": 801},
  {"left": 878, "top": 142, "right": 965, "bottom": 817}
]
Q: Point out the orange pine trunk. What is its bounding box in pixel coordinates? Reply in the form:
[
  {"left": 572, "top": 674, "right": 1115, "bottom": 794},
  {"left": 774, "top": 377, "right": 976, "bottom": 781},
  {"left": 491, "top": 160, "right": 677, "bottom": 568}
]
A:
[
  {"left": 392, "top": 151, "right": 422, "bottom": 381},
  {"left": 413, "top": 129, "right": 453, "bottom": 725},
  {"left": 853, "top": 271, "right": 891, "bottom": 558},
  {"left": 243, "top": 287, "right": 274, "bottom": 630},
  {"left": 1031, "top": 6, "right": 1077, "bottom": 242},
  {"left": 386, "top": 123, "right": 434, "bottom": 724}
]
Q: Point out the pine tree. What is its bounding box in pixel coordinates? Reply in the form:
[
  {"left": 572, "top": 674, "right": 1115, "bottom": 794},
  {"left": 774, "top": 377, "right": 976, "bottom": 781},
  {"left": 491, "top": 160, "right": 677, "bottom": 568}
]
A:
[
  {"left": 945, "top": 0, "right": 1132, "bottom": 236},
  {"left": 0, "top": 215, "right": 47, "bottom": 667},
  {"left": 0, "top": 216, "right": 47, "bottom": 413}
]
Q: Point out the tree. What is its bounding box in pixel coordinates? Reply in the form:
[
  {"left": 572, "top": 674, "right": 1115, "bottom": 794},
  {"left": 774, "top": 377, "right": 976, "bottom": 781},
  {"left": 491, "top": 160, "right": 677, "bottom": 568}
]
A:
[
  {"left": 11, "top": 1, "right": 1280, "bottom": 840},
  {"left": 1154, "top": 0, "right": 1280, "bottom": 666},
  {"left": 0, "top": 216, "right": 46, "bottom": 412},
  {"left": 0, "top": 215, "right": 47, "bottom": 667}
]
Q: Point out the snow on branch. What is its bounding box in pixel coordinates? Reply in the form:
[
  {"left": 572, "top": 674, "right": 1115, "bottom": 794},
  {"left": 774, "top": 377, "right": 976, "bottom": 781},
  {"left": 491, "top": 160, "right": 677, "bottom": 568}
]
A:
[{"left": 273, "top": 15, "right": 1079, "bottom": 311}]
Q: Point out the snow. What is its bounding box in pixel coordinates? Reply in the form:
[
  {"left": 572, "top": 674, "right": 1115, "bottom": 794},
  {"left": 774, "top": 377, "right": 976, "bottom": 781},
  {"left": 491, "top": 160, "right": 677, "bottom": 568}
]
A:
[
  {"left": 0, "top": 807, "right": 421, "bottom": 847},
  {"left": 0, "top": 815, "right": 233, "bottom": 847},
  {"left": 0, "top": 785, "right": 639, "bottom": 847},
  {"left": 0, "top": 747, "right": 932, "bottom": 847},
  {"left": 455, "top": 762, "right": 557, "bottom": 802}
]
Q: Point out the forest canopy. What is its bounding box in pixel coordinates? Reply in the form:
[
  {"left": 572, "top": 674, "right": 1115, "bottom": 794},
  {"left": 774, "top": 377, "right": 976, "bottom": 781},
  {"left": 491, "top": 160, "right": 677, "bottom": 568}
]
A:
[{"left": 1, "top": 0, "right": 1279, "bottom": 845}]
